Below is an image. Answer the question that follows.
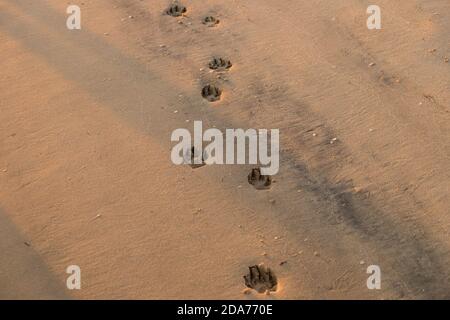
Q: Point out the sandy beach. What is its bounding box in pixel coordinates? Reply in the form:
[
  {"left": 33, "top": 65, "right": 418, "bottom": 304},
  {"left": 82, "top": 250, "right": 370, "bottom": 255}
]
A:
[{"left": 0, "top": 0, "right": 449, "bottom": 299}]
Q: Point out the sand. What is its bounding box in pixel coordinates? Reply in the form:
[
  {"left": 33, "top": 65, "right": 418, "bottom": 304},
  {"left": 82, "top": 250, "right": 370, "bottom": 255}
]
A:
[{"left": 0, "top": 0, "right": 449, "bottom": 299}]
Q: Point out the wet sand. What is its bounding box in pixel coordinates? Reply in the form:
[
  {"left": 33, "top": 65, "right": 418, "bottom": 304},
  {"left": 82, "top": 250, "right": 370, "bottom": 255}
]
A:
[{"left": 0, "top": 0, "right": 449, "bottom": 299}]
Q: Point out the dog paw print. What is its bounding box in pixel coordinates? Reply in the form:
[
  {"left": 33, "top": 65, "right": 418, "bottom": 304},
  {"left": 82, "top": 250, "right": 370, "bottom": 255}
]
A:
[
  {"left": 244, "top": 264, "right": 278, "bottom": 294},
  {"left": 203, "top": 16, "right": 220, "bottom": 27},
  {"left": 202, "top": 85, "right": 222, "bottom": 102},
  {"left": 209, "top": 57, "right": 232, "bottom": 71},
  {"left": 166, "top": 4, "right": 187, "bottom": 17},
  {"left": 248, "top": 168, "right": 272, "bottom": 190},
  {"left": 184, "top": 146, "right": 207, "bottom": 168}
]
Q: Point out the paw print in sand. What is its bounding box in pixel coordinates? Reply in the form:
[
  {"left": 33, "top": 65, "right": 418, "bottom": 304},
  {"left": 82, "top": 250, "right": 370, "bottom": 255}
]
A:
[
  {"left": 209, "top": 57, "right": 232, "bottom": 71},
  {"left": 166, "top": 4, "right": 187, "bottom": 17},
  {"left": 203, "top": 16, "right": 220, "bottom": 27},
  {"left": 202, "top": 85, "right": 222, "bottom": 102},
  {"left": 248, "top": 168, "right": 272, "bottom": 190},
  {"left": 244, "top": 264, "right": 278, "bottom": 294},
  {"left": 184, "top": 146, "right": 207, "bottom": 168}
]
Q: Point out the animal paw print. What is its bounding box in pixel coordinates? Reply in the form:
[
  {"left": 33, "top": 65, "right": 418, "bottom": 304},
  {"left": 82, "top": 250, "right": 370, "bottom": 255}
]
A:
[
  {"left": 248, "top": 168, "right": 272, "bottom": 190},
  {"left": 202, "top": 85, "right": 222, "bottom": 102},
  {"left": 166, "top": 3, "right": 187, "bottom": 17},
  {"left": 203, "top": 16, "right": 220, "bottom": 27},
  {"left": 209, "top": 57, "right": 232, "bottom": 71},
  {"left": 244, "top": 264, "right": 278, "bottom": 293},
  {"left": 185, "top": 146, "right": 207, "bottom": 168}
]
